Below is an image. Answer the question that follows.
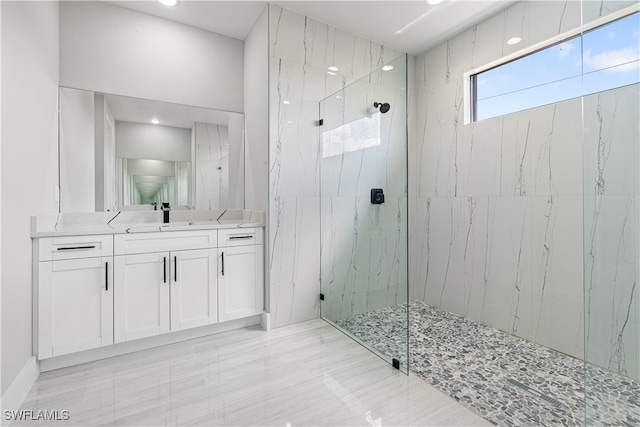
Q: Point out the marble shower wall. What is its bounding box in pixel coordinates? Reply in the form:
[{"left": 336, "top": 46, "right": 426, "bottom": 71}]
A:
[
  {"left": 319, "top": 56, "right": 408, "bottom": 322},
  {"left": 268, "top": 5, "right": 403, "bottom": 328},
  {"left": 195, "top": 123, "right": 229, "bottom": 210},
  {"left": 410, "top": 0, "right": 587, "bottom": 359},
  {"left": 583, "top": 84, "right": 639, "bottom": 381}
]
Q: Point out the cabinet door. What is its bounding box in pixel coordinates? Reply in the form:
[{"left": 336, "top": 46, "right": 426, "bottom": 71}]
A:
[
  {"left": 114, "top": 252, "right": 170, "bottom": 343},
  {"left": 218, "top": 245, "right": 264, "bottom": 322},
  {"left": 170, "top": 249, "right": 218, "bottom": 331},
  {"left": 38, "top": 257, "right": 113, "bottom": 359}
]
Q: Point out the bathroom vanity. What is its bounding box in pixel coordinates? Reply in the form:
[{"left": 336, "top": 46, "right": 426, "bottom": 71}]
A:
[{"left": 31, "top": 210, "right": 264, "bottom": 366}]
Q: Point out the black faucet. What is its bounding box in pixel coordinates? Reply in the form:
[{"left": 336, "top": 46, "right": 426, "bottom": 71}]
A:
[{"left": 161, "top": 202, "right": 171, "bottom": 224}]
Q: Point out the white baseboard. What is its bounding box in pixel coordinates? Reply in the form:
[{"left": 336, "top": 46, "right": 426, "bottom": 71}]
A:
[
  {"left": 261, "top": 312, "right": 271, "bottom": 330},
  {"left": 1, "top": 356, "right": 40, "bottom": 426}
]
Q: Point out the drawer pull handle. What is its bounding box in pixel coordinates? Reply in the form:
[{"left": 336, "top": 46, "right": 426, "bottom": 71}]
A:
[
  {"left": 174, "top": 256, "right": 177, "bottom": 282},
  {"left": 105, "top": 261, "right": 109, "bottom": 291},
  {"left": 221, "top": 252, "right": 225, "bottom": 276},
  {"left": 163, "top": 257, "right": 167, "bottom": 283},
  {"left": 229, "top": 235, "right": 253, "bottom": 240},
  {"left": 56, "top": 245, "right": 96, "bottom": 251}
]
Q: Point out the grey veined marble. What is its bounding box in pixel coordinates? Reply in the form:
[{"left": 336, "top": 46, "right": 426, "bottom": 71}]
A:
[{"left": 336, "top": 300, "right": 640, "bottom": 427}]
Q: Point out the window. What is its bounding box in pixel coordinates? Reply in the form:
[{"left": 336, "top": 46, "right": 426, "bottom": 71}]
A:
[{"left": 472, "top": 11, "right": 639, "bottom": 122}]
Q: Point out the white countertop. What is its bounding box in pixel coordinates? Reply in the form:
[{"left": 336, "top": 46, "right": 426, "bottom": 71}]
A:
[{"left": 31, "top": 210, "right": 265, "bottom": 238}]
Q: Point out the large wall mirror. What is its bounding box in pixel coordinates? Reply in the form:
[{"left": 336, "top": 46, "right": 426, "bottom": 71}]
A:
[{"left": 58, "top": 87, "right": 245, "bottom": 212}]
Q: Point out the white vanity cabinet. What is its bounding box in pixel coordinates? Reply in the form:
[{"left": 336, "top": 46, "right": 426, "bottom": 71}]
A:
[
  {"left": 113, "top": 230, "right": 218, "bottom": 343},
  {"left": 34, "top": 235, "right": 114, "bottom": 359},
  {"left": 170, "top": 248, "right": 218, "bottom": 332},
  {"left": 113, "top": 251, "right": 170, "bottom": 342},
  {"left": 34, "top": 223, "right": 264, "bottom": 362},
  {"left": 218, "top": 228, "right": 264, "bottom": 322}
]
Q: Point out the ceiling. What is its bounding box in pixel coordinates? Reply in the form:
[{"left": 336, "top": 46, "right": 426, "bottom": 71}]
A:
[
  {"left": 107, "top": 0, "right": 515, "bottom": 55},
  {"left": 103, "top": 92, "right": 234, "bottom": 128}
]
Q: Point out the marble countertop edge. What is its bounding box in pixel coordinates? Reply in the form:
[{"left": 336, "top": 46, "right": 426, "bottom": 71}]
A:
[{"left": 30, "top": 210, "right": 265, "bottom": 238}]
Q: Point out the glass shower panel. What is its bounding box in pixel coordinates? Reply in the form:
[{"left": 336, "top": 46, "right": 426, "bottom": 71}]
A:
[
  {"left": 583, "top": 83, "right": 640, "bottom": 425},
  {"left": 319, "top": 55, "right": 409, "bottom": 372}
]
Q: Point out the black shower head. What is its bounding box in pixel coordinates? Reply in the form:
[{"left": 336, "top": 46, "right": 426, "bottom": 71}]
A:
[{"left": 373, "top": 102, "right": 391, "bottom": 114}]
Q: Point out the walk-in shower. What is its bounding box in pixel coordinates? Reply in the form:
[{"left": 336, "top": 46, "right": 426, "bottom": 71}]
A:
[
  {"left": 319, "top": 55, "right": 409, "bottom": 372},
  {"left": 318, "top": 4, "right": 639, "bottom": 426}
]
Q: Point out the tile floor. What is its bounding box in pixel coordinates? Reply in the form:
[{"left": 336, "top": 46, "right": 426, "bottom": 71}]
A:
[
  {"left": 14, "top": 319, "right": 490, "bottom": 426},
  {"left": 336, "top": 300, "right": 640, "bottom": 427}
]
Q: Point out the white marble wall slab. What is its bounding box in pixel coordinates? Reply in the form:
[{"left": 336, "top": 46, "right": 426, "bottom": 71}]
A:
[
  {"left": 459, "top": 0, "right": 581, "bottom": 74},
  {"left": 582, "top": 0, "right": 639, "bottom": 24},
  {"left": 318, "top": 54, "right": 408, "bottom": 323},
  {"left": 268, "top": 4, "right": 403, "bottom": 329},
  {"left": 269, "top": 196, "right": 321, "bottom": 327},
  {"left": 583, "top": 85, "right": 639, "bottom": 381},
  {"left": 530, "top": 195, "right": 585, "bottom": 358},
  {"left": 271, "top": 6, "right": 400, "bottom": 81},
  {"left": 320, "top": 196, "right": 408, "bottom": 322},
  {"left": 410, "top": 0, "right": 591, "bottom": 361},
  {"left": 195, "top": 123, "right": 228, "bottom": 210}
]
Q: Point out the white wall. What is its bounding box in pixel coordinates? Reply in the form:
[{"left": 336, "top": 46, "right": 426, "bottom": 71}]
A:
[
  {"left": 59, "top": 1, "right": 244, "bottom": 112},
  {"left": 126, "top": 159, "right": 176, "bottom": 177},
  {"left": 244, "top": 5, "right": 269, "bottom": 314},
  {"left": 244, "top": 5, "right": 269, "bottom": 213},
  {"left": 1, "top": 0, "right": 59, "bottom": 396},
  {"left": 115, "top": 122, "right": 191, "bottom": 161},
  {"left": 59, "top": 87, "right": 95, "bottom": 212}
]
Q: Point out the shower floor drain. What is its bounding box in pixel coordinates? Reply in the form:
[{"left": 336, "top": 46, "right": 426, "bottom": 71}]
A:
[{"left": 506, "top": 379, "right": 565, "bottom": 409}]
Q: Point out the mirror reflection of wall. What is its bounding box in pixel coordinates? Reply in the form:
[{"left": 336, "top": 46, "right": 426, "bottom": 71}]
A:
[
  {"left": 58, "top": 87, "right": 245, "bottom": 212},
  {"left": 115, "top": 121, "right": 192, "bottom": 209}
]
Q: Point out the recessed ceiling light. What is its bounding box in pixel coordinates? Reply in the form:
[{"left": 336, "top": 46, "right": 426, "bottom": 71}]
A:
[
  {"left": 381, "top": 65, "right": 394, "bottom": 71},
  {"left": 282, "top": 100, "right": 290, "bottom": 105},
  {"left": 328, "top": 66, "right": 339, "bottom": 72},
  {"left": 427, "top": 0, "right": 443, "bottom": 5},
  {"left": 151, "top": 118, "right": 159, "bottom": 124},
  {"left": 327, "top": 71, "right": 337, "bottom": 76},
  {"left": 158, "top": 0, "right": 178, "bottom": 6},
  {"left": 507, "top": 37, "right": 522, "bottom": 45}
]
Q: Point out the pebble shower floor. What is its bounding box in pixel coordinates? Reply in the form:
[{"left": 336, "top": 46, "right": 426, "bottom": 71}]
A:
[{"left": 335, "top": 301, "right": 640, "bottom": 427}]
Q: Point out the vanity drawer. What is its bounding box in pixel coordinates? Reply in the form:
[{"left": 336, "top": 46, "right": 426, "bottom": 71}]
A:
[
  {"left": 38, "top": 235, "right": 114, "bottom": 261},
  {"left": 115, "top": 230, "right": 218, "bottom": 255},
  {"left": 218, "top": 228, "right": 263, "bottom": 247}
]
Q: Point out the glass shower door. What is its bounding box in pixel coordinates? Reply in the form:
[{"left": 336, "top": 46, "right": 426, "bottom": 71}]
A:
[{"left": 319, "top": 55, "right": 409, "bottom": 372}]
